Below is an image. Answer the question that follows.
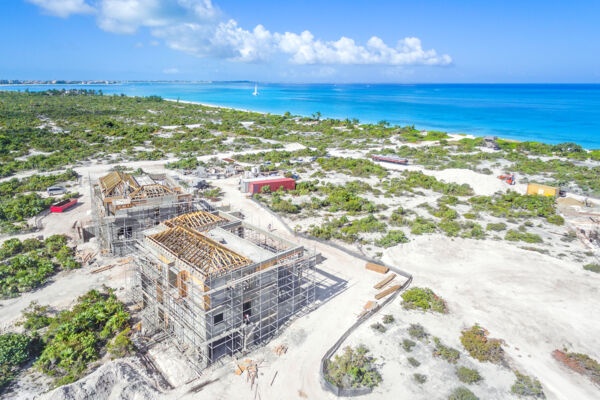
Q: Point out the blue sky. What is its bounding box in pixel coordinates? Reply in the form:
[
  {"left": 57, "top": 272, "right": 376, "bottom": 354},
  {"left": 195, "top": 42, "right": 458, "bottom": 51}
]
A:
[{"left": 2, "top": 0, "right": 600, "bottom": 83}]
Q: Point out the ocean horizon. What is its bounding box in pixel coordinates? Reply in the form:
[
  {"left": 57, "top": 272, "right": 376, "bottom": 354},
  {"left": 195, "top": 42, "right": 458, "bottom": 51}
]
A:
[{"left": 2, "top": 82, "right": 599, "bottom": 148}]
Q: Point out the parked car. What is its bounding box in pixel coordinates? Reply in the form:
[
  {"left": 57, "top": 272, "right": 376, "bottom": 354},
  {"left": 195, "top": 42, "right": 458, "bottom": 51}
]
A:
[{"left": 47, "top": 186, "right": 67, "bottom": 196}]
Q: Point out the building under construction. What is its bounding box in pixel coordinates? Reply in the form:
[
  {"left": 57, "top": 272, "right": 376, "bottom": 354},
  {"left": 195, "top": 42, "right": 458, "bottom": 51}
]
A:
[
  {"left": 91, "top": 171, "right": 199, "bottom": 255},
  {"left": 131, "top": 210, "right": 318, "bottom": 369}
]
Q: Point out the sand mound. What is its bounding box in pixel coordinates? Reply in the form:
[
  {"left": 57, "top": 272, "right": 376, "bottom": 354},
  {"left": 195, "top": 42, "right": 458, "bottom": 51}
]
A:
[{"left": 39, "top": 360, "right": 162, "bottom": 400}]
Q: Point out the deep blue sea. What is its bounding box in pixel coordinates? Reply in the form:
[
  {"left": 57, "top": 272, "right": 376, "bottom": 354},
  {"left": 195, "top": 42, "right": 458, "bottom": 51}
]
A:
[{"left": 2, "top": 83, "right": 599, "bottom": 148}]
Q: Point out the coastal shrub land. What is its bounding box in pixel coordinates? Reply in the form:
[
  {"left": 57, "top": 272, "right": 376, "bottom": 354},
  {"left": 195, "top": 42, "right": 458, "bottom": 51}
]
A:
[{"left": 0, "top": 90, "right": 598, "bottom": 397}]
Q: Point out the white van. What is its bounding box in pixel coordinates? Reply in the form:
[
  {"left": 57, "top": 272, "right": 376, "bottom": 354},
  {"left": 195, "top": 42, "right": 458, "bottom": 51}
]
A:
[{"left": 47, "top": 186, "right": 67, "bottom": 196}]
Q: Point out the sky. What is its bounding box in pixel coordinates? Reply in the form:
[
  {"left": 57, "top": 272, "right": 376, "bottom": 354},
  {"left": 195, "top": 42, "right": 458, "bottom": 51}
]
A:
[{"left": 2, "top": 0, "right": 600, "bottom": 83}]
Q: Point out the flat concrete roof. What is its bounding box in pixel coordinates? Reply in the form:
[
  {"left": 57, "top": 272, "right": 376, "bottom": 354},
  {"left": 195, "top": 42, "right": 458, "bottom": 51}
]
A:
[{"left": 204, "top": 227, "right": 275, "bottom": 264}]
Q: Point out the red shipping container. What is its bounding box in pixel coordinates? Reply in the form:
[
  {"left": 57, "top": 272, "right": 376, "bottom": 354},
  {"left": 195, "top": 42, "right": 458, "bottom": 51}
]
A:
[
  {"left": 50, "top": 198, "right": 78, "bottom": 213},
  {"left": 249, "top": 178, "right": 295, "bottom": 194}
]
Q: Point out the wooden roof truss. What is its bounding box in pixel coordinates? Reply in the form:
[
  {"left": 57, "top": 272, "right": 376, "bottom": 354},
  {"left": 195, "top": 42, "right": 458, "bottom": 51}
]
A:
[
  {"left": 164, "top": 211, "right": 226, "bottom": 232},
  {"left": 148, "top": 226, "right": 251, "bottom": 276},
  {"left": 129, "top": 184, "right": 174, "bottom": 200},
  {"left": 99, "top": 171, "right": 139, "bottom": 197}
]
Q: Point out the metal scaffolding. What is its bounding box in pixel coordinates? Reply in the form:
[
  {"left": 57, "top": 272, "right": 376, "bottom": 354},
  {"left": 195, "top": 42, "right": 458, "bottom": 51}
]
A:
[
  {"left": 90, "top": 171, "right": 212, "bottom": 256},
  {"left": 129, "top": 210, "right": 318, "bottom": 370}
]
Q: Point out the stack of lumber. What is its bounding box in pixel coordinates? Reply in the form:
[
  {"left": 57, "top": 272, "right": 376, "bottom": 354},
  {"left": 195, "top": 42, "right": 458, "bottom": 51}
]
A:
[{"left": 365, "top": 262, "right": 389, "bottom": 274}]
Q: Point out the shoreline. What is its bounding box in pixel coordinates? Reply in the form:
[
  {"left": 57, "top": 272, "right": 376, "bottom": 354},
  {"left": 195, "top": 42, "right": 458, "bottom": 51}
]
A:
[
  {"left": 1, "top": 87, "right": 598, "bottom": 150},
  {"left": 166, "top": 98, "right": 600, "bottom": 151}
]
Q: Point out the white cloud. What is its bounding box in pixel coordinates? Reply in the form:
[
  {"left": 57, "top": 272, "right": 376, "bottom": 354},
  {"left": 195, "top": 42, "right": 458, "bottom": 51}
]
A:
[
  {"left": 163, "top": 67, "right": 180, "bottom": 74},
  {"left": 149, "top": 40, "right": 160, "bottom": 46},
  {"left": 26, "top": 0, "right": 95, "bottom": 17},
  {"left": 276, "top": 32, "right": 451, "bottom": 66},
  {"left": 27, "top": 0, "right": 452, "bottom": 66}
]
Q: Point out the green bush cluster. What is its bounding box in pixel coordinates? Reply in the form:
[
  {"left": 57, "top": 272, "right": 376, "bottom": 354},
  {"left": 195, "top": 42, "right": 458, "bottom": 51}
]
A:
[
  {"left": 408, "top": 324, "right": 428, "bottom": 340},
  {"left": 0, "top": 333, "right": 41, "bottom": 393},
  {"left": 413, "top": 373, "right": 427, "bottom": 384},
  {"left": 456, "top": 367, "right": 483, "bottom": 384},
  {"left": 505, "top": 230, "right": 543, "bottom": 244},
  {"left": 407, "top": 357, "right": 421, "bottom": 367},
  {"left": 36, "top": 288, "right": 131, "bottom": 386},
  {"left": 401, "top": 287, "right": 448, "bottom": 313},
  {"left": 376, "top": 230, "right": 409, "bottom": 247},
  {"left": 510, "top": 371, "right": 545, "bottom": 398},
  {"left": 0, "top": 235, "right": 79, "bottom": 297},
  {"left": 317, "top": 157, "right": 388, "bottom": 178},
  {"left": 325, "top": 345, "right": 382, "bottom": 389},
  {"left": 448, "top": 386, "right": 479, "bottom": 400},
  {"left": 459, "top": 325, "right": 504, "bottom": 363},
  {"left": 433, "top": 337, "right": 460, "bottom": 364},
  {"left": 583, "top": 263, "right": 600, "bottom": 273},
  {"left": 402, "top": 339, "right": 416, "bottom": 352}
]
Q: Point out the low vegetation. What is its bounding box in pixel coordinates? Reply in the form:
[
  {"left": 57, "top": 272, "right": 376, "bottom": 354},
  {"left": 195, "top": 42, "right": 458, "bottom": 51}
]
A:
[
  {"left": 401, "top": 287, "right": 448, "bottom": 313},
  {"left": 408, "top": 324, "right": 429, "bottom": 340},
  {"left": 510, "top": 371, "right": 545, "bottom": 398},
  {"left": 0, "top": 235, "right": 79, "bottom": 298},
  {"left": 407, "top": 357, "right": 421, "bottom": 367},
  {"left": 402, "top": 339, "right": 416, "bottom": 352},
  {"left": 433, "top": 337, "right": 460, "bottom": 364},
  {"left": 0, "top": 333, "right": 42, "bottom": 393},
  {"left": 325, "top": 345, "right": 382, "bottom": 389},
  {"left": 456, "top": 366, "right": 483, "bottom": 384},
  {"left": 413, "top": 373, "right": 427, "bottom": 384},
  {"left": 583, "top": 263, "right": 600, "bottom": 273},
  {"left": 460, "top": 325, "right": 504, "bottom": 364},
  {"left": 35, "top": 288, "right": 132, "bottom": 386},
  {"left": 448, "top": 386, "right": 479, "bottom": 400},
  {"left": 552, "top": 349, "right": 600, "bottom": 385}
]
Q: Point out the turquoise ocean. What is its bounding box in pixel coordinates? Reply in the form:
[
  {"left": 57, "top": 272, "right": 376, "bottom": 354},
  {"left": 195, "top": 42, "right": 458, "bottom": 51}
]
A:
[{"left": 2, "top": 83, "right": 599, "bottom": 148}]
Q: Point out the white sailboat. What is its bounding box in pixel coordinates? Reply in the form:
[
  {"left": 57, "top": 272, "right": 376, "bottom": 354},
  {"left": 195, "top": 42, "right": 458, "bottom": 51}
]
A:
[{"left": 252, "top": 83, "right": 258, "bottom": 96}]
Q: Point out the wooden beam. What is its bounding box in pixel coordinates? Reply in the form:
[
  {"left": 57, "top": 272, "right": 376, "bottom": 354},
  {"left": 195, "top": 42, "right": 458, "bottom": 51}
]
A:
[
  {"left": 374, "top": 273, "right": 396, "bottom": 289},
  {"left": 375, "top": 284, "right": 401, "bottom": 300}
]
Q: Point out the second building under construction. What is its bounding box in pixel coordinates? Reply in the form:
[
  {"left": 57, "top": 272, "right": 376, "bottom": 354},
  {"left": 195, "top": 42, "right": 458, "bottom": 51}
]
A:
[{"left": 132, "top": 210, "right": 318, "bottom": 369}]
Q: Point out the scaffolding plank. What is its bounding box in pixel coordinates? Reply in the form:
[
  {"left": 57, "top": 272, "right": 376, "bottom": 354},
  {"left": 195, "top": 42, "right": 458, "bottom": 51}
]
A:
[
  {"left": 373, "top": 273, "right": 396, "bottom": 290},
  {"left": 366, "top": 262, "right": 389, "bottom": 274},
  {"left": 375, "top": 284, "right": 402, "bottom": 300}
]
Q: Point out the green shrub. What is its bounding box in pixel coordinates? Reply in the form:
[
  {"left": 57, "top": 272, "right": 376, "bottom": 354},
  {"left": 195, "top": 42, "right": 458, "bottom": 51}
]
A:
[
  {"left": 511, "top": 371, "right": 545, "bottom": 398},
  {"left": 0, "top": 253, "right": 56, "bottom": 298},
  {"left": 583, "top": 263, "right": 600, "bottom": 273},
  {"left": 0, "top": 333, "right": 40, "bottom": 392},
  {"left": 383, "top": 315, "right": 395, "bottom": 324},
  {"left": 402, "top": 339, "right": 416, "bottom": 352},
  {"left": 407, "top": 357, "right": 421, "bottom": 367},
  {"left": 107, "top": 328, "right": 134, "bottom": 358},
  {"left": 325, "top": 345, "right": 382, "bottom": 389},
  {"left": 433, "top": 337, "right": 460, "bottom": 364},
  {"left": 371, "top": 322, "right": 387, "bottom": 333},
  {"left": 410, "top": 217, "right": 437, "bottom": 235},
  {"left": 413, "top": 373, "right": 427, "bottom": 384},
  {"left": 505, "top": 230, "right": 543, "bottom": 243},
  {"left": 449, "top": 386, "right": 479, "bottom": 400},
  {"left": 35, "top": 288, "right": 130, "bottom": 386},
  {"left": 456, "top": 367, "right": 483, "bottom": 384},
  {"left": 18, "top": 301, "right": 52, "bottom": 330},
  {"left": 401, "top": 287, "right": 448, "bottom": 313},
  {"left": 546, "top": 214, "right": 564, "bottom": 225},
  {"left": 376, "top": 230, "right": 409, "bottom": 247},
  {"left": 460, "top": 325, "right": 504, "bottom": 363},
  {"left": 408, "top": 324, "right": 428, "bottom": 340},
  {"left": 486, "top": 222, "right": 507, "bottom": 231}
]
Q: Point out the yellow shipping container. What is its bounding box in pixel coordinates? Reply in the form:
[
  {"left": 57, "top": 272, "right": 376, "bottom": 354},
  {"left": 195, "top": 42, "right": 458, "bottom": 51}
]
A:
[{"left": 527, "top": 183, "right": 558, "bottom": 197}]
